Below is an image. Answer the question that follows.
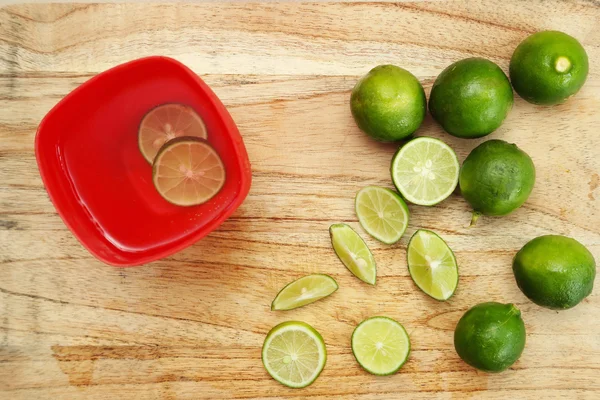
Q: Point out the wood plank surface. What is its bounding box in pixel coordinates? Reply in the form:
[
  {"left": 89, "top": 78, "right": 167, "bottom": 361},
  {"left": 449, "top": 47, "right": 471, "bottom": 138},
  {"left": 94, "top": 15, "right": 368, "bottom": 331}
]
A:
[{"left": 1, "top": 1, "right": 599, "bottom": 399}]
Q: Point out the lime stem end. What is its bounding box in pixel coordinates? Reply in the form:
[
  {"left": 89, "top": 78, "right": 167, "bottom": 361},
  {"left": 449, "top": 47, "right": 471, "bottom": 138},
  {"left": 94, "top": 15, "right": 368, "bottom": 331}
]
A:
[
  {"left": 555, "top": 56, "right": 571, "bottom": 73},
  {"left": 469, "top": 211, "right": 482, "bottom": 227},
  {"left": 508, "top": 304, "right": 521, "bottom": 317}
]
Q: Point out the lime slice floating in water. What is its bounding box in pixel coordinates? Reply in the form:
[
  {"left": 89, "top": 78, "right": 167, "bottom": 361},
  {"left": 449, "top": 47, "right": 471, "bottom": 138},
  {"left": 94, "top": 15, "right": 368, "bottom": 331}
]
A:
[
  {"left": 271, "top": 274, "right": 339, "bottom": 311},
  {"left": 262, "top": 321, "right": 327, "bottom": 388},
  {"left": 391, "top": 137, "right": 459, "bottom": 206},
  {"left": 351, "top": 316, "right": 411, "bottom": 375},
  {"left": 329, "top": 223, "right": 377, "bottom": 285},
  {"left": 152, "top": 137, "right": 225, "bottom": 206},
  {"left": 355, "top": 186, "right": 409, "bottom": 245},
  {"left": 138, "top": 103, "right": 207, "bottom": 164},
  {"left": 407, "top": 229, "right": 458, "bottom": 301}
]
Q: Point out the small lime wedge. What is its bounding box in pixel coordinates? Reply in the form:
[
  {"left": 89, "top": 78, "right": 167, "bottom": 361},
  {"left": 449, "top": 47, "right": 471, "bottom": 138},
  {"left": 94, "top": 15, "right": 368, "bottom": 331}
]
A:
[
  {"left": 271, "top": 274, "right": 339, "bottom": 311},
  {"left": 351, "top": 316, "right": 411, "bottom": 375},
  {"left": 407, "top": 229, "right": 458, "bottom": 301},
  {"left": 391, "top": 137, "right": 459, "bottom": 206},
  {"left": 262, "top": 321, "right": 327, "bottom": 388},
  {"left": 355, "top": 186, "right": 409, "bottom": 244},
  {"left": 330, "top": 223, "right": 377, "bottom": 285}
]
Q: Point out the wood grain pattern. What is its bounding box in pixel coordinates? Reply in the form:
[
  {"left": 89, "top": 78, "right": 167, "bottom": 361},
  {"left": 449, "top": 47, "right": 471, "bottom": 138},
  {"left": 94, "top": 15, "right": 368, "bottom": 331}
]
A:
[{"left": 1, "top": 2, "right": 599, "bottom": 399}]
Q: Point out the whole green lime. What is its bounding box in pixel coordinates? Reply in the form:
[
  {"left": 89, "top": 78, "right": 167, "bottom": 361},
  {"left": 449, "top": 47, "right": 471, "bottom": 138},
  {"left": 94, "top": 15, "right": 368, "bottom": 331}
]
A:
[
  {"left": 510, "top": 31, "right": 589, "bottom": 105},
  {"left": 454, "top": 302, "right": 526, "bottom": 373},
  {"left": 428, "top": 58, "right": 513, "bottom": 138},
  {"left": 459, "top": 140, "right": 535, "bottom": 222},
  {"left": 351, "top": 65, "right": 426, "bottom": 142},
  {"left": 513, "top": 235, "right": 596, "bottom": 310}
]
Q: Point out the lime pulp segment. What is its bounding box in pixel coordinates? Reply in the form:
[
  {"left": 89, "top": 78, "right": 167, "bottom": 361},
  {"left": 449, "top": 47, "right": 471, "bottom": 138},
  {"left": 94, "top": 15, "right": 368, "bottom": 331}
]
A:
[
  {"left": 391, "top": 137, "right": 459, "bottom": 206},
  {"left": 271, "top": 274, "right": 339, "bottom": 311},
  {"left": 355, "top": 186, "right": 410, "bottom": 244},
  {"left": 262, "top": 321, "right": 327, "bottom": 388},
  {"left": 407, "top": 229, "right": 458, "bottom": 301},
  {"left": 351, "top": 316, "right": 411, "bottom": 375},
  {"left": 330, "top": 223, "right": 377, "bottom": 285}
]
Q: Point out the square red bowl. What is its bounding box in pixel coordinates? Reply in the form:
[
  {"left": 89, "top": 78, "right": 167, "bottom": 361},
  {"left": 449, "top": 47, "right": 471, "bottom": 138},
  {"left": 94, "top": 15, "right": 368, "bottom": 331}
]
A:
[{"left": 35, "top": 56, "right": 252, "bottom": 266}]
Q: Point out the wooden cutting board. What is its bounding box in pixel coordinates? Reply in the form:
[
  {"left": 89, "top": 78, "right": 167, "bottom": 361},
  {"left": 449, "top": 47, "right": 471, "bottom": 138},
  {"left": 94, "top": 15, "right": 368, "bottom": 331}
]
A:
[{"left": 1, "top": 2, "right": 599, "bottom": 399}]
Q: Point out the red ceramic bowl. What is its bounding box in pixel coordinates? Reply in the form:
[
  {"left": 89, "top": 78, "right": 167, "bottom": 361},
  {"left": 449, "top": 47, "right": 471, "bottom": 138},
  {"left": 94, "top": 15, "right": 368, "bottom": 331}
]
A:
[{"left": 35, "top": 56, "right": 251, "bottom": 266}]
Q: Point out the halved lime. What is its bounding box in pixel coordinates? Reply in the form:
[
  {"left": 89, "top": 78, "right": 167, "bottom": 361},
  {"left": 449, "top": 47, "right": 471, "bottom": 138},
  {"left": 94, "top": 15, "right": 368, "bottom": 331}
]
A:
[
  {"left": 271, "top": 274, "right": 339, "bottom": 311},
  {"left": 351, "top": 316, "right": 411, "bottom": 375},
  {"left": 329, "top": 223, "right": 376, "bottom": 285},
  {"left": 139, "top": 103, "right": 207, "bottom": 164},
  {"left": 262, "top": 321, "right": 327, "bottom": 388},
  {"left": 407, "top": 229, "right": 458, "bottom": 301},
  {"left": 152, "top": 137, "right": 225, "bottom": 206},
  {"left": 391, "top": 137, "right": 459, "bottom": 206},
  {"left": 355, "top": 186, "right": 409, "bottom": 244}
]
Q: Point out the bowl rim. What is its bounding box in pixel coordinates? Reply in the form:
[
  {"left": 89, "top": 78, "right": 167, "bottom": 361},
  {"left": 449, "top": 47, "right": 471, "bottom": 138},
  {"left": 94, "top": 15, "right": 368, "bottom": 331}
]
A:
[{"left": 35, "top": 56, "right": 252, "bottom": 267}]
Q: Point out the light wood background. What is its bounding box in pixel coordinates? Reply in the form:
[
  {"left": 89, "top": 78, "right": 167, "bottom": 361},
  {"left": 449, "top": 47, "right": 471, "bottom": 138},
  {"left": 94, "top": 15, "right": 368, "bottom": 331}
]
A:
[{"left": 1, "top": 2, "right": 599, "bottom": 399}]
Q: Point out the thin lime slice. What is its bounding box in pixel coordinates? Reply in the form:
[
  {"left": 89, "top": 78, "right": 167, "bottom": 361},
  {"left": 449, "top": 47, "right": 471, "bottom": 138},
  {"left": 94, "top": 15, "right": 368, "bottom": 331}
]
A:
[
  {"left": 262, "top": 321, "right": 327, "bottom": 388},
  {"left": 329, "top": 223, "right": 377, "bottom": 285},
  {"left": 407, "top": 229, "right": 458, "bottom": 301},
  {"left": 355, "top": 186, "right": 410, "bottom": 244},
  {"left": 391, "top": 137, "right": 459, "bottom": 206},
  {"left": 271, "top": 274, "right": 339, "bottom": 311},
  {"left": 138, "top": 103, "right": 207, "bottom": 164},
  {"left": 152, "top": 137, "right": 225, "bottom": 206},
  {"left": 351, "top": 316, "right": 411, "bottom": 375}
]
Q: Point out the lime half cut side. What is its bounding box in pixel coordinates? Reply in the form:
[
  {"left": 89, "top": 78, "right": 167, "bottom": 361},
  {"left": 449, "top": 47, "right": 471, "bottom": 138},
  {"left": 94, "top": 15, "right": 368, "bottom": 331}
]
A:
[
  {"left": 271, "top": 274, "right": 339, "bottom": 311},
  {"left": 391, "top": 137, "right": 459, "bottom": 206},
  {"left": 355, "top": 186, "right": 410, "bottom": 244},
  {"left": 262, "top": 321, "right": 327, "bottom": 388},
  {"left": 351, "top": 316, "right": 411, "bottom": 375},
  {"left": 407, "top": 229, "right": 458, "bottom": 301},
  {"left": 330, "top": 223, "right": 377, "bottom": 285}
]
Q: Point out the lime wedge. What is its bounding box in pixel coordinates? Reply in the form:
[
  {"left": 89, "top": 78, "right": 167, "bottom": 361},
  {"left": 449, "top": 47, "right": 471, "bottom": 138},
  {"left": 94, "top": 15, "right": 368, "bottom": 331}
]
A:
[
  {"left": 391, "top": 137, "right": 459, "bottom": 206},
  {"left": 355, "top": 186, "right": 409, "bottom": 244},
  {"left": 351, "top": 316, "right": 411, "bottom": 375},
  {"left": 262, "top": 321, "right": 327, "bottom": 388},
  {"left": 407, "top": 229, "right": 458, "bottom": 301},
  {"left": 329, "top": 223, "right": 377, "bottom": 285},
  {"left": 271, "top": 274, "right": 339, "bottom": 311}
]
